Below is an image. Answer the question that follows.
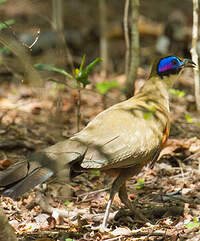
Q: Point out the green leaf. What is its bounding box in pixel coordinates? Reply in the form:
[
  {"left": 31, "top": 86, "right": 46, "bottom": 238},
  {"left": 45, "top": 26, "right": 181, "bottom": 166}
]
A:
[
  {"left": 0, "top": 0, "right": 7, "bottom": 4},
  {"left": 96, "top": 81, "right": 119, "bottom": 94},
  {"left": 89, "top": 170, "right": 100, "bottom": 175},
  {"left": 136, "top": 178, "right": 145, "bottom": 189},
  {"left": 76, "top": 57, "right": 101, "bottom": 87},
  {"left": 64, "top": 201, "right": 71, "bottom": 206},
  {"left": 186, "top": 217, "right": 200, "bottom": 229},
  {"left": 65, "top": 239, "right": 74, "bottom": 241},
  {"left": 169, "top": 88, "right": 185, "bottom": 97},
  {"left": 34, "top": 63, "right": 73, "bottom": 79},
  {"left": 76, "top": 69, "right": 91, "bottom": 87},
  {"left": 186, "top": 222, "right": 197, "bottom": 228},
  {"left": 186, "top": 221, "right": 200, "bottom": 229},
  {"left": 85, "top": 58, "right": 102, "bottom": 73},
  {"left": 185, "top": 114, "right": 193, "bottom": 123},
  {"left": 0, "top": 19, "right": 15, "bottom": 30},
  {"left": 80, "top": 54, "right": 86, "bottom": 71}
]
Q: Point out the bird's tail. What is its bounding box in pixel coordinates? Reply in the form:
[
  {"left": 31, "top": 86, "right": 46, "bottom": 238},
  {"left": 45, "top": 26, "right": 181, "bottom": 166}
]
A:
[
  {"left": 0, "top": 157, "right": 54, "bottom": 199},
  {"left": 0, "top": 139, "right": 86, "bottom": 199}
]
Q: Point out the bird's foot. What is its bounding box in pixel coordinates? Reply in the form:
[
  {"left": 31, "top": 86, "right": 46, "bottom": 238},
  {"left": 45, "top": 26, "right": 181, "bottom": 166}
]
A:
[
  {"left": 130, "top": 207, "right": 149, "bottom": 223},
  {"left": 91, "top": 224, "right": 111, "bottom": 233},
  {"left": 115, "top": 207, "right": 149, "bottom": 224}
]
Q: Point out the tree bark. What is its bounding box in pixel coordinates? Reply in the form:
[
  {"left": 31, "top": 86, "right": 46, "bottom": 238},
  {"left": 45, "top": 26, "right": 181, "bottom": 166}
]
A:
[
  {"left": 125, "top": 0, "right": 139, "bottom": 99},
  {"left": 52, "top": 0, "right": 64, "bottom": 31},
  {"left": 191, "top": 0, "right": 200, "bottom": 111},
  {"left": 99, "top": 0, "right": 108, "bottom": 76},
  {"left": 124, "top": 0, "right": 130, "bottom": 78}
]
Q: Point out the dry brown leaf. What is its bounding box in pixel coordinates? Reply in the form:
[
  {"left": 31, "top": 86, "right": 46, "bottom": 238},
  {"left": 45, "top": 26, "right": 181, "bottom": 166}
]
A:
[
  {"left": 111, "top": 227, "right": 132, "bottom": 236},
  {"left": 35, "top": 239, "right": 55, "bottom": 241},
  {"left": 159, "top": 139, "right": 185, "bottom": 158},
  {"left": 0, "top": 159, "right": 11, "bottom": 170},
  {"left": 186, "top": 137, "right": 200, "bottom": 153},
  {"left": 0, "top": 98, "right": 15, "bottom": 110}
]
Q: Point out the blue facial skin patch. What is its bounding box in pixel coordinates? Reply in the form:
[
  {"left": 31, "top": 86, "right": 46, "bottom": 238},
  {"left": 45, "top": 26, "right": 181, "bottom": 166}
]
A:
[{"left": 158, "top": 56, "right": 182, "bottom": 73}]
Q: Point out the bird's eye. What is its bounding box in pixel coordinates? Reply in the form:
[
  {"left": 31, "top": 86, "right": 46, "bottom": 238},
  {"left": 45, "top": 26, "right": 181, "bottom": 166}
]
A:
[{"left": 172, "top": 59, "right": 178, "bottom": 66}]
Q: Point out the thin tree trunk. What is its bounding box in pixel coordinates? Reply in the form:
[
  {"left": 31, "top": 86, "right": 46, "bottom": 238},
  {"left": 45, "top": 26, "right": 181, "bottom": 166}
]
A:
[
  {"left": 191, "top": 0, "right": 200, "bottom": 111},
  {"left": 99, "top": 0, "right": 108, "bottom": 77},
  {"left": 125, "top": 0, "right": 139, "bottom": 99},
  {"left": 52, "top": 0, "right": 74, "bottom": 71},
  {"left": 124, "top": 0, "right": 130, "bottom": 78},
  {"left": 52, "top": 0, "right": 63, "bottom": 31}
]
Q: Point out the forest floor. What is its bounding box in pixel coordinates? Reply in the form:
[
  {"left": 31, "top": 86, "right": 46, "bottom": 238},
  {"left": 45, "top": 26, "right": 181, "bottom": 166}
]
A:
[{"left": 1, "top": 67, "right": 200, "bottom": 241}]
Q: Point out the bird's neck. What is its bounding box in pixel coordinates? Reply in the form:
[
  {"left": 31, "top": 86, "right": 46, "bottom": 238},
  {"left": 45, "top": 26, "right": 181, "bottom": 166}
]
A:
[{"left": 139, "top": 75, "right": 177, "bottom": 111}]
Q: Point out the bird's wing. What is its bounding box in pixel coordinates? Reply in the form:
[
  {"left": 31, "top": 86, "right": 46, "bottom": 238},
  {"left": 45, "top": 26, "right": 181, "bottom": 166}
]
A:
[
  {"left": 74, "top": 97, "right": 169, "bottom": 169},
  {"left": 35, "top": 96, "right": 169, "bottom": 171}
]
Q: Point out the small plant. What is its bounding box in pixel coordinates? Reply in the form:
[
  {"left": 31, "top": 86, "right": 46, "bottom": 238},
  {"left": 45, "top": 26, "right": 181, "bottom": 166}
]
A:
[
  {"left": 35, "top": 63, "right": 73, "bottom": 79},
  {"left": 96, "top": 81, "right": 119, "bottom": 95},
  {"left": 35, "top": 56, "right": 101, "bottom": 131},
  {"left": 35, "top": 55, "right": 101, "bottom": 87},
  {"left": 186, "top": 217, "right": 200, "bottom": 229}
]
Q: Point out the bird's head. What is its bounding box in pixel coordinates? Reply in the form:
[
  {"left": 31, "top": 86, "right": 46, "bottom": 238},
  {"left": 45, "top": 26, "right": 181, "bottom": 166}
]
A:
[
  {"left": 149, "top": 55, "right": 196, "bottom": 79},
  {"left": 140, "top": 55, "right": 196, "bottom": 107}
]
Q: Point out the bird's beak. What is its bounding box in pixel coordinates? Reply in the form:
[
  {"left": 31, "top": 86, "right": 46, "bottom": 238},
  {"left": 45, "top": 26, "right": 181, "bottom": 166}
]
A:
[{"left": 181, "top": 59, "right": 196, "bottom": 68}]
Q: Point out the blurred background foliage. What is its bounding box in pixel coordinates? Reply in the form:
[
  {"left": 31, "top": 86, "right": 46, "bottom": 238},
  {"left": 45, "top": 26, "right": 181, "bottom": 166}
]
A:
[
  {"left": 0, "top": 0, "right": 198, "bottom": 136},
  {"left": 0, "top": 0, "right": 194, "bottom": 75}
]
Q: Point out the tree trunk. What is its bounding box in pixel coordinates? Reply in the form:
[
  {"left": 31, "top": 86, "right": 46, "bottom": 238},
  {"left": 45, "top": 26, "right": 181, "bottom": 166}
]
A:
[
  {"left": 191, "top": 0, "right": 200, "bottom": 111},
  {"left": 99, "top": 0, "right": 108, "bottom": 77},
  {"left": 52, "top": 0, "right": 64, "bottom": 31},
  {"left": 125, "top": 0, "right": 139, "bottom": 99}
]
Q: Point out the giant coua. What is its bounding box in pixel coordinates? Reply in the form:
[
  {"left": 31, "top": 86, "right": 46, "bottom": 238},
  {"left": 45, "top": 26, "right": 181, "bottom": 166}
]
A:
[{"left": 0, "top": 56, "right": 195, "bottom": 230}]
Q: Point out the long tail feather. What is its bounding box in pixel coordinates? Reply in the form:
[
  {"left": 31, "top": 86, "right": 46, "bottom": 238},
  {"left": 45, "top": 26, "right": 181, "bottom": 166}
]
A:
[
  {"left": 0, "top": 161, "right": 28, "bottom": 186},
  {"left": 1, "top": 167, "right": 53, "bottom": 199}
]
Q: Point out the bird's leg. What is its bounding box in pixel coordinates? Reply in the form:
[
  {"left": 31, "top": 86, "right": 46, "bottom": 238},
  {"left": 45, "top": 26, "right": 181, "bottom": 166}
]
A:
[
  {"left": 99, "top": 167, "right": 147, "bottom": 232},
  {"left": 118, "top": 182, "right": 132, "bottom": 209},
  {"left": 101, "top": 198, "right": 114, "bottom": 231},
  {"left": 118, "top": 183, "right": 148, "bottom": 222},
  {"left": 100, "top": 179, "right": 120, "bottom": 231},
  {"left": 100, "top": 169, "right": 138, "bottom": 231},
  {"left": 99, "top": 172, "right": 128, "bottom": 231}
]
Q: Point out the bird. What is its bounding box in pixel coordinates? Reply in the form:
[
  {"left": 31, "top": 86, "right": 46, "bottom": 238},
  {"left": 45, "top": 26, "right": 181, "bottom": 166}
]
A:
[{"left": 0, "top": 56, "right": 195, "bottom": 231}]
